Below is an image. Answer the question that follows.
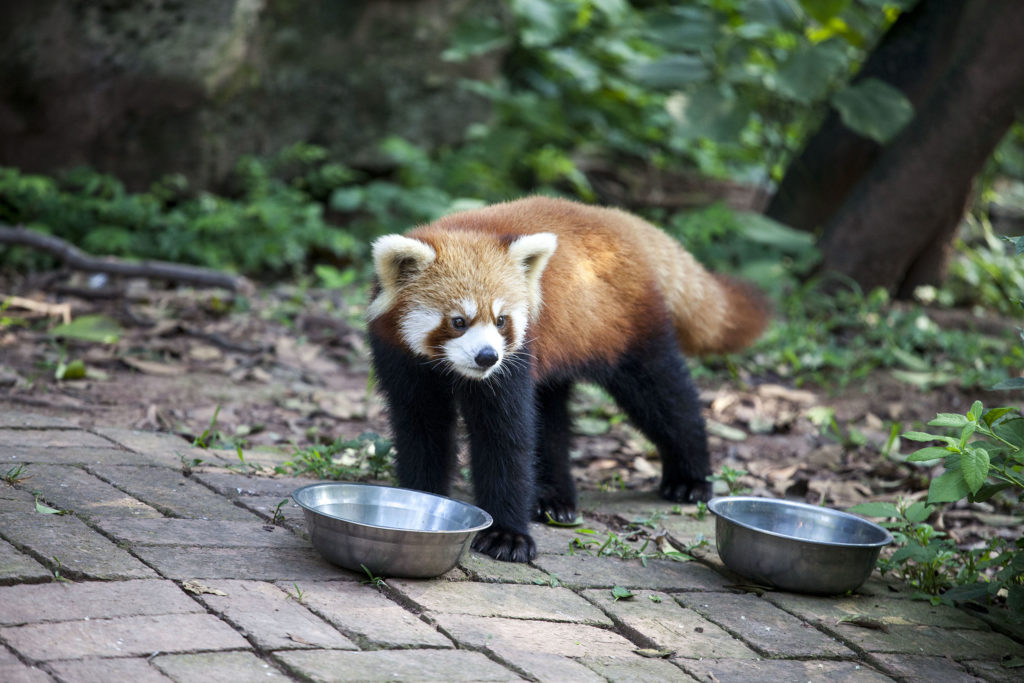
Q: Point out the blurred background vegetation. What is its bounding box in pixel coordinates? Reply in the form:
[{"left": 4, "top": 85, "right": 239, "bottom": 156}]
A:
[{"left": 1, "top": 0, "right": 1023, "bottom": 390}]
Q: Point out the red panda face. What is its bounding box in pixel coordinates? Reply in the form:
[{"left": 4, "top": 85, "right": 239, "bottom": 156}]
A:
[{"left": 368, "top": 230, "right": 557, "bottom": 381}]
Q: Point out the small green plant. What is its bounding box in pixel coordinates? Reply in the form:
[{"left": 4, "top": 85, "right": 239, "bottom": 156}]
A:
[
  {"left": 611, "top": 586, "right": 634, "bottom": 602},
  {"left": 3, "top": 463, "right": 29, "bottom": 486},
  {"left": 271, "top": 498, "right": 289, "bottom": 525},
  {"left": 50, "top": 556, "right": 72, "bottom": 584},
  {"left": 276, "top": 433, "right": 394, "bottom": 482},
  {"left": 34, "top": 495, "right": 67, "bottom": 515},
  {"left": 360, "top": 564, "right": 387, "bottom": 590},
  {"left": 532, "top": 574, "right": 561, "bottom": 588},
  {"left": 852, "top": 400, "right": 1024, "bottom": 618},
  {"left": 284, "top": 582, "right": 305, "bottom": 604},
  {"left": 178, "top": 454, "right": 204, "bottom": 476},
  {"left": 192, "top": 406, "right": 223, "bottom": 449},
  {"left": 707, "top": 465, "right": 750, "bottom": 496}
]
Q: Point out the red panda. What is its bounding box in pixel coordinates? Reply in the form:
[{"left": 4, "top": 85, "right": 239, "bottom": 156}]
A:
[{"left": 367, "top": 196, "right": 769, "bottom": 562}]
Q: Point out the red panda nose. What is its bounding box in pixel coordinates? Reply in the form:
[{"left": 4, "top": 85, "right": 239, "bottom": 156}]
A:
[{"left": 474, "top": 348, "right": 499, "bottom": 368}]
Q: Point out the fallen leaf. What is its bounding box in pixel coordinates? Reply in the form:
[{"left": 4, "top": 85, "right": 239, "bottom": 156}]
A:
[
  {"left": 837, "top": 615, "right": 890, "bottom": 632},
  {"left": 634, "top": 648, "right": 674, "bottom": 659},
  {"left": 121, "top": 357, "right": 186, "bottom": 376}
]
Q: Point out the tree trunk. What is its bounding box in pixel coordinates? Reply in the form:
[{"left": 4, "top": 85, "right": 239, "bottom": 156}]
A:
[
  {"left": 766, "top": 0, "right": 967, "bottom": 234},
  {"left": 818, "top": 0, "right": 1024, "bottom": 296}
]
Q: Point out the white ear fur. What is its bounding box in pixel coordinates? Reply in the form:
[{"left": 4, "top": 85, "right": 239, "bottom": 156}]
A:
[
  {"left": 366, "top": 234, "right": 436, "bottom": 320},
  {"left": 508, "top": 232, "right": 557, "bottom": 320}
]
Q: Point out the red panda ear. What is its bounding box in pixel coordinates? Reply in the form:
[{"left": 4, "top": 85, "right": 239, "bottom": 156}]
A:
[
  {"left": 507, "top": 232, "right": 557, "bottom": 319},
  {"left": 367, "top": 235, "right": 436, "bottom": 319}
]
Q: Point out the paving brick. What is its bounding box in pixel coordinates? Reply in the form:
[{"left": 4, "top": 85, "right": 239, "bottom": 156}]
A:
[
  {"left": 0, "top": 429, "right": 113, "bottom": 449},
  {"left": 0, "top": 413, "right": 77, "bottom": 429},
  {"left": 0, "top": 579, "right": 200, "bottom": 626},
  {"left": 828, "top": 622, "right": 1024, "bottom": 660},
  {"left": 86, "top": 465, "right": 262, "bottom": 521},
  {"left": 193, "top": 580, "right": 356, "bottom": 650},
  {"left": 583, "top": 588, "right": 758, "bottom": 660},
  {"left": 0, "top": 513, "right": 157, "bottom": 580},
  {"left": 458, "top": 551, "right": 555, "bottom": 584},
  {"left": 869, "top": 654, "right": 983, "bottom": 682},
  {"left": 93, "top": 518, "right": 307, "bottom": 548},
  {"left": 680, "top": 658, "right": 895, "bottom": 682},
  {"left": 3, "top": 446, "right": 148, "bottom": 466},
  {"left": 0, "top": 484, "right": 35, "bottom": 513},
  {"left": 191, "top": 471, "right": 318, "bottom": 526},
  {"left": 768, "top": 591, "right": 988, "bottom": 631},
  {"left": 153, "top": 651, "right": 288, "bottom": 681},
  {"left": 47, "top": 657, "right": 172, "bottom": 683},
  {"left": 530, "top": 519, "right": 617, "bottom": 555},
  {"left": 580, "top": 655, "right": 697, "bottom": 682},
  {"left": 1, "top": 613, "right": 250, "bottom": 661},
  {"left": 392, "top": 580, "right": 612, "bottom": 625},
  {"left": 432, "top": 613, "right": 638, "bottom": 658},
  {"left": 533, "top": 552, "right": 729, "bottom": 591},
  {"left": 90, "top": 427, "right": 204, "bottom": 459},
  {"left": 275, "top": 649, "right": 522, "bottom": 682},
  {"left": 962, "top": 658, "right": 1024, "bottom": 682},
  {"left": 0, "top": 538, "right": 50, "bottom": 582},
  {"left": 489, "top": 650, "right": 605, "bottom": 682},
  {"left": 677, "top": 591, "right": 856, "bottom": 658},
  {"left": 132, "top": 546, "right": 351, "bottom": 581},
  {"left": 16, "top": 464, "right": 162, "bottom": 519},
  {"left": 282, "top": 580, "right": 452, "bottom": 649},
  {"left": 0, "top": 645, "right": 51, "bottom": 683}
]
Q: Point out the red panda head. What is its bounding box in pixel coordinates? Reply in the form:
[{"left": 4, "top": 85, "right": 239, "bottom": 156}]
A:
[{"left": 368, "top": 230, "right": 557, "bottom": 380}]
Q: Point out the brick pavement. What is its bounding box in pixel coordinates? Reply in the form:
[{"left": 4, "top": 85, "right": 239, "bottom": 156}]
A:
[{"left": 1, "top": 412, "right": 1022, "bottom": 682}]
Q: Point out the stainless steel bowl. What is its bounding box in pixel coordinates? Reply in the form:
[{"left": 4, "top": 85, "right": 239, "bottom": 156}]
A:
[
  {"left": 708, "top": 496, "right": 893, "bottom": 595},
  {"left": 292, "top": 482, "right": 492, "bottom": 578}
]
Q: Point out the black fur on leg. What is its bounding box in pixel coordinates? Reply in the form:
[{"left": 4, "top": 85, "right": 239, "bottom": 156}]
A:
[
  {"left": 532, "top": 379, "right": 578, "bottom": 523},
  {"left": 458, "top": 350, "right": 539, "bottom": 563},
  {"left": 368, "top": 333, "right": 458, "bottom": 496},
  {"left": 593, "top": 330, "right": 712, "bottom": 503}
]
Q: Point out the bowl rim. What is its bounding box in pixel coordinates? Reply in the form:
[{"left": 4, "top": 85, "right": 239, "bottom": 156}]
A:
[
  {"left": 291, "top": 481, "right": 493, "bottom": 535},
  {"left": 707, "top": 495, "right": 893, "bottom": 549}
]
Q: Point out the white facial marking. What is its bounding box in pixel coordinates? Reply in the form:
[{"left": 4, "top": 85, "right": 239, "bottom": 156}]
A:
[
  {"left": 492, "top": 299, "right": 505, "bottom": 318},
  {"left": 399, "top": 307, "right": 443, "bottom": 356},
  {"left": 444, "top": 322, "right": 506, "bottom": 380},
  {"left": 508, "top": 304, "right": 528, "bottom": 348},
  {"left": 458, "top": 299, "right": 478, "bottom": 320}
]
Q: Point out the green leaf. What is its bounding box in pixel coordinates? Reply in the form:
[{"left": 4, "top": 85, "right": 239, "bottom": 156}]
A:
[
  {"left": 993, "top": 376, "right": 1024, "bottom": 390},
  {"left": 443, "top": 17, "right": 510, "bottom": 62},
  {"left": 625, "top": 55, "right": 710, "bottom": 89},
  {"left": 928, "top": 413, "right": 970, "bottom": 429},
  {"left": 646, "top": 7, "right": 718, "bottom": 51},
  {"left": 927, "top": 469, "right": 970, "bottom": 504},
  {"left": 50, "top": 315, "right": 123, "bottom": 344},
  {"left": 673, "top": 85, "right": 751, "bottom": 143},
  {"left": 35, "top": 497, "right": 65, "bottom": 515},
  {"left": 993, "top": 418, "right": 1024, "bottom": 449},
  {"left": 511, "top": 0, "right": 569, "bottom": 47},
  {"left": 847, "top": 502, "right": 900, "bottom": 518},
  {"left": 902, "top": 431, "right": 948, "bottom": 443},
  {"left": 773, "top": 41, "right": 848, "bottom": 104},
  {"left": 983, "top": 407, "right": 1017, "bottom": 426},
  {"left": 905, "top": 446, "right": 952, "bottom": 463},
  {"left": 903, "top": 501, "right": 933, "bottom": 524},
  {"left": 831, "top": 77, "right": 914, "bottom": 143},
  {"left": 967, "top": 401, "right": 984, "bottom": 422},
  {"left": 960, "top": 448, "right": 990, "bottom": 494},
  {"left": 611, "top": 586, "right": 634, "bottom": 602},
  {"left": 55, "top": 358, "right": 87, "bottom": 381}
]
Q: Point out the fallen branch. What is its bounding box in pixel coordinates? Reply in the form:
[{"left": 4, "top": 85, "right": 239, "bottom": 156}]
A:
[{"left": 0, "top": 224, "right": 253, "bottom": 294}]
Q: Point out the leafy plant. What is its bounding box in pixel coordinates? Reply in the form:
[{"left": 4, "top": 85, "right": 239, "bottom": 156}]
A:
[
  {"left": 707, "top": 465, "right": 750, "bottom": 496},
  {"left": 4, "top": 464, "right": 30, "bottom": 486},
  {"left": 275, "top": 433, "right": 395, "bottom": 482},
  {"left": 360, "top": 564, "right": 388, "bottom": 590}
]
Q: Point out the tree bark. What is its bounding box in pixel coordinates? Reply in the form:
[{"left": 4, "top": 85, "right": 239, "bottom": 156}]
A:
[
  {"left": 818, "top": 0, "right": 1024, "bottom": 296},
  {"left": 766, "top": 0, "right": 967, "bottom": 233}
]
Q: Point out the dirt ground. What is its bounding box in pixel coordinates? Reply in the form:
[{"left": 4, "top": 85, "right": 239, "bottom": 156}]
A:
[{"left": 2, "top": 282, "right": 1021, "bottom": 552}]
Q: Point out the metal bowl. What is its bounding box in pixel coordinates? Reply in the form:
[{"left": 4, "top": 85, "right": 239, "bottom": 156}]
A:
[
  {"left": 292, "top": 482, "right": 492, "bottom": 578},
  {"left": 707, "top": 496, "right": 893, "bottom": 595}
]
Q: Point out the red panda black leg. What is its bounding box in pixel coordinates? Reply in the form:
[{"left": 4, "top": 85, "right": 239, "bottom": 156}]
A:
[
  {"left": 458, "top": 353, "right": 539, "bottom": 563},
  {"left": 532, "top": 380, "right": 579, "bottom": 523},
  {"left": 369, "top": 334, "right": 459, "bottom": 496},
  {"left": 599, "top": 334, "right": 713, "bottom": 504}
]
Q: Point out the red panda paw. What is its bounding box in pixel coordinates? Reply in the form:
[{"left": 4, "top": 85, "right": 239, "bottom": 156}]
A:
[
  {"left": 471, "top": 526, "right": 538, "bottom": 563},
  {"left": 533, "top": 498, "right": 579, "bottom": 525},
  {"left": 659, "top": 479, "right": 712, "bottom": 504}
]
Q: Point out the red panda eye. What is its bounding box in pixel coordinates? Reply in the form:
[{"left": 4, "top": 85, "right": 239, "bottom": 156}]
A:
[
  {"left": 451, "top": 316, "right": 466, "bottom": 330},
  {"left": 496, "top": 316, "right": 506, "bottom": 328}
]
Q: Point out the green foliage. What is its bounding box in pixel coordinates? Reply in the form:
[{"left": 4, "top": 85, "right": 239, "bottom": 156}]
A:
[
  {"left": 0, "top": 157, "right": 358, "bottom": 279},
  {"left": 275, "top": 433, "right": 395, "bottom": 482}
]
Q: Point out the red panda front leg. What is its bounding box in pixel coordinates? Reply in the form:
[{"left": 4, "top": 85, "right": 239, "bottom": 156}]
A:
[
  {"left": 457, "top": 354, "right": 539, "bottom": 563},
  {"left": 368, "top": 334, "right": 459, "bottom": 496}
]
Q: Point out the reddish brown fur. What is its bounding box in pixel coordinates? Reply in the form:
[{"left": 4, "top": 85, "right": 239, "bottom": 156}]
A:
[{"left": 373, "top": 196, "right": 769, "bottom": 378}]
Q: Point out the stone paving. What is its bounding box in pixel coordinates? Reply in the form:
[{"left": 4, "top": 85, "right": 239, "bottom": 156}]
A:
[{"left": 1, "top": 411, "right": 1023, "bottom": 682}]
